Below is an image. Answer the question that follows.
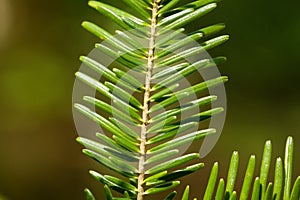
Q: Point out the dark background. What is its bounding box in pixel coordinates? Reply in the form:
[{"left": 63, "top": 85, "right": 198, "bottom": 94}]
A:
[{"left": 0, "top": 0, "right": 299, "bottom": 199}]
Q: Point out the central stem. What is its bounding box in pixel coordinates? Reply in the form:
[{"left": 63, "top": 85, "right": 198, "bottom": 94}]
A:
[{"left": 137, "top": 1, "right": 159, "bottom": 200}]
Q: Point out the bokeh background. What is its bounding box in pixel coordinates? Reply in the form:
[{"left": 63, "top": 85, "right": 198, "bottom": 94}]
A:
[{"left": 0, "top": 0, "right": 299, "bottom": 199}]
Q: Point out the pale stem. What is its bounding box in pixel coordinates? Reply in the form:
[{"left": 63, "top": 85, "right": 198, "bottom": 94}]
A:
[{"left": 137, "top": 0, "right": 159, "bottom": 200}]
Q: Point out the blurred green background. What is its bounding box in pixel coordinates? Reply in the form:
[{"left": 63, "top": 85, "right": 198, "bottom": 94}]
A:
[{"left": 0, "top": 0, "right": 299, "bottom": 199}]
